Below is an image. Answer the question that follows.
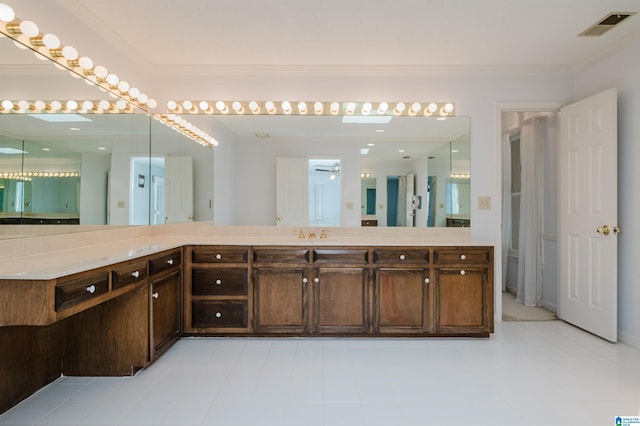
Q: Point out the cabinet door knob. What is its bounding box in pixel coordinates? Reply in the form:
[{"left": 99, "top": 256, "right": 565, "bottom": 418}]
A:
[
  {"left": 86, "top": 285, "right": 96, "bottom": 294},
  {"left": 216, "top": 254, "right": 222, "bottom": 259},
  {"left": 152, "top": 292, "right": 159, "bottom": 299},
  {"left": 215, "top": 279, "right": 222, "bottom": 285},
  {"left": 424, "top": 278, "right": 430, "bottom": 284},
  {"left": 215, "top": 312, "right": 222, "bottom": 318},
  {"left": 460, "top": 270, "right": 466, "bottom": 275},
  {"left": 302, "top": 277, "right": 308, "bottom": 284},
  {"left": 132, "top": 270, "right": 140, "bottom": 278},
  {"left": 167, "top": 258, "right": 174, "bottom": 265},
  {"left": 314, "top": 277, "right": 320, "bottom": 283},
  {"left": 460, "top": 254, "right": 466, "bottom": 260},
  {"left": 399, "top": 254, "right": 406, "bottom": 260}
]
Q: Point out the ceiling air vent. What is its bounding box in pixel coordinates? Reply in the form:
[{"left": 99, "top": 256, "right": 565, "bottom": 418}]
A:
[{"left": 579, "top": 12, "right": 637, "bottom": 36}]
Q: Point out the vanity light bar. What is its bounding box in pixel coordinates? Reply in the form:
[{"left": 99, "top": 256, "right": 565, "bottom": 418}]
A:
[
  {"left": 153, "top": 114, "right": 218, "bottom": 148},
  {"left": 166, "top": 100, "right": 456, "bottom": 117},
  {"left": 0, "top": 4, "right": 155, "bottom": 111},
  {"left": 450, "top": 174, "right": 471, "bottom": 179},
  {"left": 0, "top": 99, "right": 136, "bottom": 114},
  {"left": 1, "top": 171, "right": 79, "bottom": 180}
]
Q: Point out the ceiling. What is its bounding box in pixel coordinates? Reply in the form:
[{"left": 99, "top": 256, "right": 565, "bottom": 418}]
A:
[{"left": 4, "top": 0, "right": 640, "bottom": 75}]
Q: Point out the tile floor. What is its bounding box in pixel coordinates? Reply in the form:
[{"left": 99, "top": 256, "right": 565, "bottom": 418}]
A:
[{"left": 1, "top": 321, "right": 639, "bottom": 426}]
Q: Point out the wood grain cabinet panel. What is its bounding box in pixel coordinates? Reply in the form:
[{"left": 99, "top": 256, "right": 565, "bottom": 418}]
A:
[
  {"left": 192, "top": 300, "right": 248, "bottom": 328},
  {"left": 55, "top": 272, "right": 109, "bottom": 311},
  {"left": 314, "top": 268, "right": 368, "bottom": 333},
  {"left": 373, "top": 249, "right": 429, "bottom": 265},
  {"left": 375, "top": 268, "right": 431, "bottom": 334},
  {"left": 254, "top": 268, "right": 308, "bottom": 333},
  {"left": 435, "top": 268, "right": 487, "bottom": 333},
  {"left": 191, "top": 246, "right": 249, "bottom": 264},
  {"left": 111, "top": 261, "right": 147, "bottom": 290},
  {"left": 151, "top": 270, "right": 182, "bottom": 358},
  {"left": 148, "top": 251, "right": 182, "bottom": 276},
  {"left": 192, "top": 268, "right": 248, "bottom": 296}
]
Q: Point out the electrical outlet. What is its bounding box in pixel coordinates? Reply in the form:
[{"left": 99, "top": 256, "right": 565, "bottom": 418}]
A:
[
  {"left": 478, "top": 196, "right": 491, "bottom": 210},
  {"left": 346, "top": 202, "right": 354, "bottom": 210}
]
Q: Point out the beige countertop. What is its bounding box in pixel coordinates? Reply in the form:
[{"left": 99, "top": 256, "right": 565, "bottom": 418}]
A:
[{"left": 0, "top": 224, "right": 492, "bottom": 280}]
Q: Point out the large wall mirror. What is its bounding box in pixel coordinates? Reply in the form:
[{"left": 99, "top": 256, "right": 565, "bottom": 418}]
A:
[{"left": 188, "top": 114, "right": 470, "bottom": 228}]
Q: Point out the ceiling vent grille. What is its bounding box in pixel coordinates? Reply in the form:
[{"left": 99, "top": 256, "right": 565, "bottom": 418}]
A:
[{"left": 579, "top": 12, "right": 637, "bottom": 36}]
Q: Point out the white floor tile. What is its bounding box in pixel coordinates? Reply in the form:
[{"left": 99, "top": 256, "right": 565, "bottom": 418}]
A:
[{"left": 2, "top": 322, "right": 640, "bottom": 426}]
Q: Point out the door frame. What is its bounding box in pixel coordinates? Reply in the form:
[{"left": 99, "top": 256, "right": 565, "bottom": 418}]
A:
[{"left": 495, "top": 101, "right": 563, "bottom": 325}]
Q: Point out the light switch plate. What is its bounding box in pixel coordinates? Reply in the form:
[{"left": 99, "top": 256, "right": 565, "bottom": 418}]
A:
[
  {"left": 478, "top": 196, "right": 491, "bottom": 210},
  {"left": 117, "top": 200, "right": 125, "bottom": 208}
]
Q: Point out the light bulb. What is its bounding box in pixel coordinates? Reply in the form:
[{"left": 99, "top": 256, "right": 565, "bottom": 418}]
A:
[
  {"left": 232, "top": 101, "right": 243, "bottom": 113},
  {"left": 361, "top": 102, "right": 372, "bottom": 115},
  {"left": 215, "top": 101, "right": 228, "bottom": 113},
  {"left": 249, "top": 101, "right": 260, "bottom": 113},
  {"left": 394, "top": 102, "right": 406, "bottom": 115},
  {"left": 182, "top": 100, "right": 193, "bottom": 111},
  {"left": 19, "top": 21, "right": 39, "bottom": 37},
  {"left": 314, "top": 101, "right": 323, "bottom": 114},
  {"left": 66, "top": 100, "right": 78, "bottom": 110},
  {"left": 82, "top": 100, "right": 94, "bottom": 111},
  {"left": 99, "top": 100, "right": 110, "bottom": 110},
  {"left": 117, "top": 81, "right": 130, "bottom": 93},
  {"left": 34, "top": 100, "right": 46, "bottom": 111},
  {"left": 105, "top": 73, "right": 119, "bottom": 85},
  {"left": 94, "top": 65, "right": 108, "bottom": 79},
  {"left": 346, "top": 102, "right": 356, "bottom": 115},
  {"left": 116, "top": 100, "right": 127, "bottom": 110},
  {"left": 427, "top": 102, "right": 438, "bottom": 113},
  {"left": 147, "top": 98, "right": 157, "bottom": 108},
  {"left": 377, "top": 102, "right": 388, "bottom": 114},
  {"left": 444, "top": 103, "right": 454, "bottom": 113},
  {"left": 42, "top": 33, "right": 60, "bottom": 49},
  {"left": 128, "top": 87, "right": 140, "bottom": 99},
  {"left": 61, "top": 46, "right": 78, "bottom": 60},
  {"left": 298, "top": 101, "right": 307, "bottom": 114},
  {"left": 0, "top": 4, "right": 15, "bottom": 22},
  {"left": 17, "top": 100, "right": 29, "bottom": 112},
  {"left": 330, "top": 102, "right": 340, "bottom": 115},
  {"left": 198, "top": 101, "right": 209, "bottom": 111},
  {"left": 167, "top": 100, "right": 177, "bottom": 111},
  {"left": 282, "top": 101, "right": 291, "bottom": 113},
  {"left": 78, "top": 56, "right": 94, "bottom": 70},
  {"left": 410, "top": 103, "right": 421, "bottom": 114},
  {"left": 50, "top": 101, "right": 61, "bottom": 111},
  {"left": 265, "top": 101, "right": 276, "bottom": 114}
]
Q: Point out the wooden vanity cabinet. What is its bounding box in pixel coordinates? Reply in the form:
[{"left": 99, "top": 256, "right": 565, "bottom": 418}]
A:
[
  {"left": 185, "top": 246, "right": 251, "bottom": 334},
  {"left": 372, "top": 248, "right": 432, "bottom": 334},
  {"left": 433, "top": 248, "right": 493, "bottom": 335}
]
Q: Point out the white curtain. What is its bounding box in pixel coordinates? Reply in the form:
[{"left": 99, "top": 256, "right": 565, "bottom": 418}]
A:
[
  {"left": 501, "top": 132, "right": 512, "bottom": 292},
  {"left": 517, "top": 116, "right": 545, "bottom": 306}
]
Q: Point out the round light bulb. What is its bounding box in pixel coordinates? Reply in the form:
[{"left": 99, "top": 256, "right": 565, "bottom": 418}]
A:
[
  {"left": 34, "top": 100, "right": 46, "bottom": 111},
  {"left": 66, "top": 100, "right": 78, "bottom": 110},
  {"left": 411, "top": 102, "right": 421, "bottom": 113},
  {"left": 105, "top": 73, "right": 119, "bottom": 85},
  {"left": 93, "top": 65, "right": 108, "bottom": 79},
  {"left": 78, "top": 56, "right": 94, "bottom": 70},
  {"left": 117, "top": 81, "right": 130, "bottom": 93},
  {"left": 99, "top": 100, "right": 110, "bottom": 110},
  {"left": 249, "top": 101, "right": 260, "bottom": 113},
  {"left": 362, "top": 102, "right": 372, "bottom": 115},
  {"left": 298, "top": 101, "right": 307, "bottom": 114},
  {"left": 215, "top": 101, "right": 227, "bottom": 112},
  {"left": 346, "top": 102, "right": 356, "bottom": 115},
  {"left": 265, "top": 101, "right": 275, "bottom": 113},
  {"left": 19, "top": 20, "right": 39, "bottom": 37},
  {"left": 281, "top": 101, "right": 291, "bottom": 113},
  {"left": 0, "top": 4, "right": 16, "bottom": 22},
  {"left": 1, "top": 100, "right": 13, "bottom": 111},
  {"left": 82, "top": 100, "right": 94, "bottom": 111},
  {"left": 427, "top": 102, "right": 438, "bottom": 113},
  {"left": 167, "top": 100, "right": 177, "bottom": 110},
  {"left": 394, "top": 102, "right": 406, "bottom": 114},
  {"left": 330, "top": 102, "right": 340, "bottom": 115},
  {"left": 232, "top": 101, "right": 243, "bottom": 112},
  {"left": 17, "top": 100, "right": 29, "bottom": 112},
  {"left": 147, "top": 98, "right": 157, "bottom": 108},
  {"left": 115, "top": 99, "right": 127, "bottom": 110},
  {"left": 199, "top": 101, "right": 210, "bottom": 111},
  {"left": 182, "top": 100, "right": 193, "bottom": 110},
  {"left": 377, "top": 102, "right": 389, "bottom": 114},
  {"left": 42, "top": 33, "right": 60, "bottom": 49},
  {"left": 444, "top": 103, "right": 454, "bottom": 113},
  {"left": 314, "top": 101, "right": 323, "bottom": 114},
  {"left": 50, "top": 101, "right": 61, "bottom": 111},
  {"left": 61, "top": 45, "right": 78, "bottom": 60}
]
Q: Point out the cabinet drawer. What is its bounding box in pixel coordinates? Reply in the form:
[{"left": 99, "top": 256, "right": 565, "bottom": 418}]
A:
[
  {"left": 373, "top": 249, "right": 429, "bottom": 265},
  {"left": 433, "top": 249, "right": 490, "bottom": 265},
  {"left": 192, "top": 300, "right": 248, "bottom": 328},
  {"left": 191, "top": 246, "right": 249, "bottom": 264},
  {"left": 55, "top": 272, "right": 109, "bottom": 311},
  {"left": 313, "top": 249, "right": 368, "bottom": 265},
  {"left": 149, "top": 251, "right": 182, "bottom": 276},
  {"left": 111, "top": 261, "right": 147, "bottom": 290},
  {"left": 253, "top": 248, "right": 309, "bottom": 264},
  {"left": 192, "top": 268, "right": 248, "bottom": 296}
]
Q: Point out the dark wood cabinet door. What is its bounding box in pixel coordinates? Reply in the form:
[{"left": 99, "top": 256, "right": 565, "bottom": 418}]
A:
[
  {"left": 254, "top": 268, "right": 308, "bottom": 333},
  {"left": 151, "top": 270, "right": 181, "bottom": 357},
  {"left": 314, "top": 268, "right": 368, "bottom": 333},
  {"left": 435, "top": 268, "right": 488, "bottom": 334},
  {"left": 375, "top": 268, "right": 430, "bottom": 333}
]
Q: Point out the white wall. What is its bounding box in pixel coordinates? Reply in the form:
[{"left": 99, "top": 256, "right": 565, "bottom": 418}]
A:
[
  {"left": 80, "top": 153, "right": 110, "bottom": 224},
  {"left": 574, "top": 39, "right": 640, "bottom": 347}
]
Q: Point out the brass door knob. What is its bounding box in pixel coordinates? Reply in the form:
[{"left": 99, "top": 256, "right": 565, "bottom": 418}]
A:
[{"left": 596, "top": 225, "right": 610, "bottom": 235}]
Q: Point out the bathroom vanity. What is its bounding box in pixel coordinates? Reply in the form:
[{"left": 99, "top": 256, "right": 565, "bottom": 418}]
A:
[{"left": 0, "top": 225, "right": 493, "bottom": 414}]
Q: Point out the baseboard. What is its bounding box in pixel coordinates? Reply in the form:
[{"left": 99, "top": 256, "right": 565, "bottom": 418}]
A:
[
  {"left": 618, "top": 329, "right": 640, "bottom": 349},
  {"left": 540, "top": 300, "right": 557, "bottom": 314}
]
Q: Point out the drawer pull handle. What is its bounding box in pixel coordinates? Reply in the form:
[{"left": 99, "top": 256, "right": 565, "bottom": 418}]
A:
[
  {"left": 460, "top": 254, "right": 466, "bottom": 260},
  {"left": 424, "top": 278, "right": 430, "bottom": 284},
  {"left": 216, "top": 254, "right": 222, "bottom": 259},
  {"left": 399, "top": 254, "right": 406, "bottom": 260},
  {"left": 314, "top": 277, "right": 320, "bottom": 283},
  {"left": 460, "top": 270, "right": 466, "bottom": 275},
  {"left": 86, "top": 285, "right": 96, "bottom": 294},
  {"left": 167, "top": 259, "right": 174, "bottom": 265},
  {"left": 302, "top": 277, "right": 308, "bottom": 284},
  {"left": 215, "top": 312, "right": 222, "bottom": 318},
  {"left": 215, "top": 279, "right": 222, "bottom": 285},
  {"left": 152, "top": 292, "right": 159, "bottom": 299},
  {"left": 132, "top": 270, "right": 140, "bottom": 278}
]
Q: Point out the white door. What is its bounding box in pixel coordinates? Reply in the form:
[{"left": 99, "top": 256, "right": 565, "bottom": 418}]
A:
[
  {"left": 558, "top": 88, "right": 618, "bottom": 342},
  {"left": 405, "top": 173, "right": 416, "bottom": 227},
  {"left": 165, "top": 156, "right": 193, "bottom": 224},
  {"left": 276, "top": 157, "right": 308, "bottom": 226}
]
